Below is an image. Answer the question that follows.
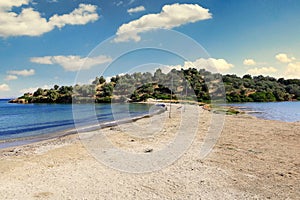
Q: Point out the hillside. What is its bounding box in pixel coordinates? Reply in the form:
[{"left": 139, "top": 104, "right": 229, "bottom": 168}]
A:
[{"left": 9, "top": 68, "right": 300, "bottom": 104}]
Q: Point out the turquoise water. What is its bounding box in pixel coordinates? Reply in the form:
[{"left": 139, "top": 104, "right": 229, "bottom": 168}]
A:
[
  {"left": 0, "top": 99, "right": 153, "bottom": 141},
  {"left": 226, "top": 101, "right": 300, "bottom": 122}
]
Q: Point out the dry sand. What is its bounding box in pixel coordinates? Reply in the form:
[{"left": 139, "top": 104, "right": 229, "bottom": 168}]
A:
[{"left": 0, "top": 104, "right": 299, "bottom": 199}]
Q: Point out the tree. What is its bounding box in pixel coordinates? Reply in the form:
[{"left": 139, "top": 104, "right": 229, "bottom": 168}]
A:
[
  {"left": 47, "top": 89, "right": 59, "bottom": 102},
  {"left": 249, "top": 92, "right": 267, "bottom": 102},
  {"left": 78, "top": 85, "right": 95, "bottom": 97},
  {"left": 11, "top": 67, "right": 300, "bottom": 104},
  {"left": 243, "top": 74, "right": 252, "bottom": 79},
  {"left": 33, "top": 88, "right": 43, "bottom": 96},
  {"left": 154, "top": 69, "right": 164, "bottom": 82},
  {"left": 102, "top": 83, "right": 113, "bottom": 97},
  {"left": 99, "top": 76, "right": 106, "bottom": 84},
  {"left": 92, "top": 77, "right": 100, "bottom": 85}
]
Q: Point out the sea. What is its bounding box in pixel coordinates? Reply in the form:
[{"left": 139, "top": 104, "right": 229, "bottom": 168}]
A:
[
  {"left": 226, "top": 101, "right": 300, "bottom": 122},
  {"left": 0, "top": 99, "right": 157, "bottom": 146},
  {"left": 0, "top": 99, "right": 299, "bottom": 148}
]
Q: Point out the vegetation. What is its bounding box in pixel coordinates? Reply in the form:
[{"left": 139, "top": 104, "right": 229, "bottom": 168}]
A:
[
  {"left": 223, "top": 74, "right": 300, "bottom": 102},
  {"left": 9, "top": 68, "right": 300, "bottom": 104},
  {"left": 13, "top": 85, "right": 73, "bottom": 104}
]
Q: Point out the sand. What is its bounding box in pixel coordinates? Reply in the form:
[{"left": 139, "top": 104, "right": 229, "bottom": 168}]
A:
[{"left": 0, "top": 104, "right": 299, "bottom": 199}]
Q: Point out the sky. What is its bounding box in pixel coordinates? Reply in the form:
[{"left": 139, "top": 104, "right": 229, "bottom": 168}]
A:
[{"left": 0, "top": 0, "right": 300, "bottom": 98}]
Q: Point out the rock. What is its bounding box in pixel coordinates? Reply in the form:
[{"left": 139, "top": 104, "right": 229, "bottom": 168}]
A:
[
  {"left": 144, "top": 148, "right": 153, "bottom": 153},
  {"left": 8, "top": 98, "right": 27, "bottom": 104},
  {"left": 276, "top": 172, "right": 284, "bottom": 176}
]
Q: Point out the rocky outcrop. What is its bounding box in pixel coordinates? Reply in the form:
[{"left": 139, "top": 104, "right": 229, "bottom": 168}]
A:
[{"left": 9, "top": 98, "right": 28, "bottom": 104}]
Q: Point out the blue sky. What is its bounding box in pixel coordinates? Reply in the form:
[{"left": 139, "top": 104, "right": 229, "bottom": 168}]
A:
[{"left": 0, "top": 0, "right": 300, "bottom": 98}]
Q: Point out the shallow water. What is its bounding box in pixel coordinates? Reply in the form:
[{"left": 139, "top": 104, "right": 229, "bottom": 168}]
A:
[
  {"left": 226, "top": 101, "right": 300, "bottom": 122},
  {"left": 0, "top": 99, "right": 153, "bottom": 141}
]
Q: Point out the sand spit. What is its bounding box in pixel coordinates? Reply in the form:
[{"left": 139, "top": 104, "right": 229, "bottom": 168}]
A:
[{"left": 0, "top": 104, "right": 299, "bottom": 199}]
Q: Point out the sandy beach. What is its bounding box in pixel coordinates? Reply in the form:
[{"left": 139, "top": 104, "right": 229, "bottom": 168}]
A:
[{"left": 0, "top": 104, "right": 299, "bottom": 199}]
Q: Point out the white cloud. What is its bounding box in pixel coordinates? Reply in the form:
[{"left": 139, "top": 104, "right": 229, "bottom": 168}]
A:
[
  {"left": 8, "top": 69, "right": 35, "bottom": 76},
  {"left": 30, "top": 56, "right": 53, "bottom": 64},
  {"left": 19, "top": 85, "right": 51, "bottom": 94},
  {"left": 5, "top": 75, "right": 18, "bottom": 81},
  {"left": 285, "top": 62, "right": 300, "bottom": 78},
  {"left": 49, "top": 4, "right": 99, "bottom": 28},
  {"left": 243, "top": 59, "right": 256, "bottom": 66},
  {"left": 114, "top": 3, "right": 212, "bottom": 42},
  {"left": 0, "top": 2, "right": 99, "bottom": 37},
  {"left": 275, "top": 53, "right": 296, "bottom": 63},
  {"left": 0, "top": 0, "right": 30, "bottom": 11},
  {"left": 162, "top": 58, "right": 233, "bottom": 74},
  {"left": 246, "top": 67, "right": 277, "bottom": 76},
  {"left": 31, "top": 55, "right": 112, "bottom": 71},
  {"left": 105, "top": 76, "right": 112, "bottom": 83},
  {"left": 127, "top": 6, "right": 145, "bottom": 14},
  {"left": 0, "top": 83, "right": 10, "bottom": 91}
]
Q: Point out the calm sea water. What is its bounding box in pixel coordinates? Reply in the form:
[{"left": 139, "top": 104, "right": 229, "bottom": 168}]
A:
[
  {"left": 0, "top": 99, "right": 153, "bottom": 141},
  {"left": 226, "top": 101, "right": 300, "bottom": 122},
  {"left": 1, "top": 100, "right": 299, "bottom": 147}
]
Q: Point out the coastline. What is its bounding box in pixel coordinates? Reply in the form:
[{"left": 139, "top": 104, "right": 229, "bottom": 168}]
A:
[
  {"left": 1, "top": 101, "right": 297, "bottom": 150},
  {"left": 0, "top": 103, "right": 299, "bottom": 199},
  {"left": 0, "top": 103, "right": 167, "bottom": 150},
  {"left": 225, "top": 101, "right": 300, "bottom": 122}
]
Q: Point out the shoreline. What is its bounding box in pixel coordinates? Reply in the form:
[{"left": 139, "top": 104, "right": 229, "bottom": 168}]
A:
[
  {"left": 225, "top": 101, "right": 300, "bottom": 123},
  {"left": 1, "top": 100, "right": 298, "bottom": 150},
  {"left": 0, "top": 103, "right": 299, "bottom": 199},
  {"left": 1, "top": 103, "right": 299, "bottom": 153},
  {"left": 0, "top": 104, "right": 167, "bottom": 150}
]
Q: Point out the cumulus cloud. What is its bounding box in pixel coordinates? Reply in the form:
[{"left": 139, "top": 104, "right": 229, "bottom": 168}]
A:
[
  {"left": 49, "top": 4, "right": 99, "bottom": 28},
  {"left": 0, "top": 1, "right": 99, "bottom": 37},
  {"left": 8, "top": 69, "right": 35, "bottom": 76},
  {"left": 31, "top": 55, "right": 112, "bottom": 71},
  {"left": 275, "top": 53, "right": 296, "bottom": 63},
  {"left": 284, "top": 62, "right": 300, "bottom": 78},
  {"left": 4, "top": 75, "right": 18, "bottom": 81},
  {"left": 246, "top": 67, "right": 277, "bottom": 76},
  {"left": 0, "top": 0, "right": 29, "bottom": 10},
  {"left": 0, "top": 83, "right": 10, "bottom": 91},
  {"left": 30, "top": 57, "right": 53, "bottom": 64},
  {"left": 19, "top": 85, "right": 51, "bottom": 94},
  {"left": 127, "top": 6, "right": 145, "bottom": 14},
  {"left": 162, "top": 58, "right": 233, "bottom": 74},
  {"left": 114, "top": 3, "right": 212, "bottom": 42},
  {"left": 243, "top": 59, "right": 256, "bottom": 66}
]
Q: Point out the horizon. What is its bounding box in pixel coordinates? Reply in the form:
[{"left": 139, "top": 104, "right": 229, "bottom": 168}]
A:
[{"left": 1, "top": 0, "right": 300, "bottom": 98}]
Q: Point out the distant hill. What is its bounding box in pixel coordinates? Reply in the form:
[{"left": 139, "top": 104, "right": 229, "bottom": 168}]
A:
[{"left": 9, "top": 68, "right": 300, "bottom": 104}]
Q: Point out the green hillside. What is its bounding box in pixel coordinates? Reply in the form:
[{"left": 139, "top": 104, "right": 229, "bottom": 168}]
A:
[{"left": 9, "top": 68, "right": 300, "bottom": 104}]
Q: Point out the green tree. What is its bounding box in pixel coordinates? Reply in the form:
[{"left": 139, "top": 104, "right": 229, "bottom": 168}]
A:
[
  {"left": 33, "top": 88, "right": 44, "bottom": 96},
  {"left": 99, "top": 76, "right": 106, "bottom": 84}
]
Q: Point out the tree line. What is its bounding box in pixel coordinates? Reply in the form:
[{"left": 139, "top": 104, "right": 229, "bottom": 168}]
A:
[{"left": 11, "top": 68, "right": 300, "bottom": 104}]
